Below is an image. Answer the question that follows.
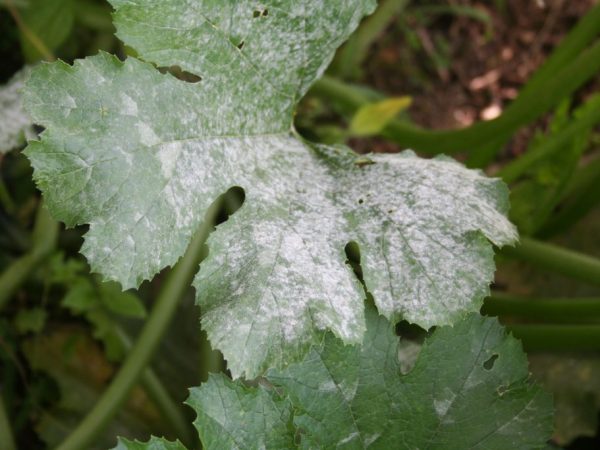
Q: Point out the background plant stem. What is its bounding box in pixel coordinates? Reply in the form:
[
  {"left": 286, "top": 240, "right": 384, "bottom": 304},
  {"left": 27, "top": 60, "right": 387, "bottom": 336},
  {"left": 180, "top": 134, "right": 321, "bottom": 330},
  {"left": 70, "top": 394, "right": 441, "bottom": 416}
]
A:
[
  {"left": 502, "top": 237, "right": 600, "bottom": 287},
  {"left": 115, "top": 327, "right": 195, "bottom": 447},
  {"left": 55, "top": 203, "right": 219, "bottom": 450},
  {"left": 0, "top": 393, "right": 16, "bottom": 450},
  {"left": 507, "top": 324, "right": 600, "bottom": 351},
  {"left": 0, "top": 204, "right": 58, "bottom": 311},
  {"left": 483, "top": 293, "right": 600, "bottom": 323},
  {"left": 310, "top": 1, "right": 600, "bottom": 156},
  {"left": 332, "top": 0, "right": 409, "bottom": 79},
  {"left": 312, "top": 38, "right": 600, "bottom": 155}
]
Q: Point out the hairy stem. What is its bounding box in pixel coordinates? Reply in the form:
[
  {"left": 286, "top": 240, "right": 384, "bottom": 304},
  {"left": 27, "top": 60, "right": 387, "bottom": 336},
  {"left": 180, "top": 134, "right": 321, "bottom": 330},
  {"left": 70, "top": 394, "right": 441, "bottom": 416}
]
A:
[
  {"left": 502, "top": 237, "right": 600, "bottom": 287},
  {"left": 56, "top": 203, "right": 219, "bottom": 450},
  {"left": 0, "top": 204, "right": 59, "bottom": 311}
]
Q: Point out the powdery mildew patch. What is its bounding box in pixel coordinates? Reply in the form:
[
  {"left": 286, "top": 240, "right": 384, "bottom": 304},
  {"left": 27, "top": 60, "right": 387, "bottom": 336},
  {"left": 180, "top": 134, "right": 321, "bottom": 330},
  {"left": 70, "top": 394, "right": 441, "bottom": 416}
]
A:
[{"left": 24, "top": 0, "right": 517, "bottom": 378}]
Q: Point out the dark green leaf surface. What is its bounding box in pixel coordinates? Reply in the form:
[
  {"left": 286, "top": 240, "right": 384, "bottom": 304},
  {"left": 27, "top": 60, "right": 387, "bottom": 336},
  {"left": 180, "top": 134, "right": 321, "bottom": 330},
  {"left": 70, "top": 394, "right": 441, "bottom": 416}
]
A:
[
  {"left": 114, "top": 436, "right": 186, "bottom": 450},
  {"left": 166, "top": 309, "right": 552, "bottom": 449},
  {"left": 24, "top": 0, "right": 516, "bottom": 378}
]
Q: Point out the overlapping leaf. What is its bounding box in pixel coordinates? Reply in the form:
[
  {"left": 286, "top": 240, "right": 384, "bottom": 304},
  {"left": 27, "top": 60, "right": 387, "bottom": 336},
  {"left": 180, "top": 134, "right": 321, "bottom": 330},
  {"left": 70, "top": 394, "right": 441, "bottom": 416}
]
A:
[
  {"left": 115, "top": 310, "right": 553, "bottom": 450},
  {"left": 0, "top": 66, "right": 35, "bottom": 153},
  {"left": 23, "top": 0, "right": 517, "bottom": 378}
]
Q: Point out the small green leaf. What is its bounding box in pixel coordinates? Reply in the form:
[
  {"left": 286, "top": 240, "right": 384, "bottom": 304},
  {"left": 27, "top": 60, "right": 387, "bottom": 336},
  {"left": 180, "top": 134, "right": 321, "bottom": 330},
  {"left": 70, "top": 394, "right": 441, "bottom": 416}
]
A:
[
  {"left": 191, "top": 309, "right": 553, "bottom": 450},
  {"left": 61, "top": 277, "right": 145, "bottom": 361},
  {"left": 100, "top": 282, "right": 146, "bottom": 318},
  {"left": 510, "top": 95, "right": 600, "bottom": 235},
  {"left": 18, "top": 0, "right": 75, "bottom": 61},
  {"left": 62, "top": 278, "right": 96, "bottom": 311},
  {"left": 14, "top": 307, "right": 47, "bottom": 334},
  {"left": 349, "top": 96, "right": 412, "bottom": 136}
]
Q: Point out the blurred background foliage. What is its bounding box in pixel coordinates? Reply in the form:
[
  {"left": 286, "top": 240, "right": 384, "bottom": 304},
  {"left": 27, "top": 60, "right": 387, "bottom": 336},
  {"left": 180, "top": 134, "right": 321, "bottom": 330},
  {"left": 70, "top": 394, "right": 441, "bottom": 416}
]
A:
[{"left": 1, "top": 0, "right": 600, "bottom": 449}]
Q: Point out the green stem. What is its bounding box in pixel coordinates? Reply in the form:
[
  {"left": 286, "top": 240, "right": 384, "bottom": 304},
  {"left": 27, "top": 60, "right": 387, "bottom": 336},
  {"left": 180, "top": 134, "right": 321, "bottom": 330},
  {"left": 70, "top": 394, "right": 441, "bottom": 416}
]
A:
[
  {"left": 0, "top": 177, "right": 16, "bottom": 214},
  {"left": 331, "top": 0, "right": 409, "bottom": 79},
  {"left": 142, "top": 370, "right": 194, "bottom": 445},
  {"left": 56, "top": 204, "right": 218, "bottom": 450},
  {"left": 310, "top": 39, "right": 600, "bottom": 155},
  {"left": 517, "top": 3, "right": 600, "bottom": 99},
  {"left": 116, "top": 328, "right": 195, "bottom": 448},
  {"left": 0, "top": 204, "right": 59, "bottom": 311},
  {"left": 0, "top": 393, "right": 16, "bottom": 450},
  {"left": 502, "top": 237, "right": 600, "bottom": 287},
  {"left": 507, "top": 324, "right": 600, "bottom": 351},
  {"left": 482, "top": 292, "right": 600, "bottom": 323},
  {"left": 198, "top": 329, "right": 223, "bottom": 383}
]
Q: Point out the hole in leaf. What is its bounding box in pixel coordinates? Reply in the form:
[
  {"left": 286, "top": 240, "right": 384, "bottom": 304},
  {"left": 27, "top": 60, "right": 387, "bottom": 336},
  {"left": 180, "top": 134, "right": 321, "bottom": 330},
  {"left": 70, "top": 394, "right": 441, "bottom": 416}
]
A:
[
  {"left": 395, "top": 321, "right": 427, "bottom": 340},
  {"left": 237, "top": 41, "right": 245, "bottom": 50},
  {"left": 217, "top": 186, "right": 245, "bottom": 225},
  {"left": 396, "top": 322, "right": 426, "bottom": 375},
  {"left": 253, "top": 8, "right": 269, "bottom": 18},
  {"left": 358, "top": 198, "right": 364, "bottom": 204},
  {"left": 483, "top": 354, "right": 499, "bottom": 370},
  {"left": 344, "top": 241, "right": 362, "bottom": 280},
  {"left": 497, "top": 384, "right": 509, "bottom": 397},
  {"left": 165, "top": 65, "right": 202, "bottom": 83}
]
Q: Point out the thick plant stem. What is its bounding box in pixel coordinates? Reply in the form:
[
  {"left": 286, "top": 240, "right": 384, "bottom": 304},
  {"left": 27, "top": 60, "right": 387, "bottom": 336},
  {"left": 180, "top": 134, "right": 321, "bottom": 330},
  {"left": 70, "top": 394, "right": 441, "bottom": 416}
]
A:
[
  {"left": 116, "top": 327, "right": 195, "bottom": 447},
  {"left": 502, "top": 237, "right": 600, "bottom": 287},
  {"left": 0, "top": 393, "right": 16, "bottom": 450},
  {"left": 483, "top": 293, "right": 600, "bottom": 323},
  {"left": 56, "top": 205, "right": 218, "bottom": 450},
  {"left": 0, "top": 204, "right": 59, "bottom": 311},
  {"left": 508, "top": 324, "right": 600, "bottom": 351},
  {"left": 310, "top": 39, "right": 600, "bottom": 155}
]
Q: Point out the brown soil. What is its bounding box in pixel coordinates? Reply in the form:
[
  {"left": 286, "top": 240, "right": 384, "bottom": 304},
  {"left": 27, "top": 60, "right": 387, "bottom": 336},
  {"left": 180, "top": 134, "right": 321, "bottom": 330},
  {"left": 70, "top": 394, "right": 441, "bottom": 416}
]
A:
[{"left": 362, "top": 0, "right": 598, "bottom": 156}]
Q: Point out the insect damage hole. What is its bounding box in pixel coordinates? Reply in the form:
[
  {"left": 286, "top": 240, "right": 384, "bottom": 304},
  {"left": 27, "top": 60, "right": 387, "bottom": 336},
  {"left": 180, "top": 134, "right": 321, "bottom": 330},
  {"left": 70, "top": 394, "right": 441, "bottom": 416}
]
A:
[
  {"left": 483, "top": 353, "right": 499, "bottom": 370},
  {"left": 344, "top": 241, "right": 362, "bottom": 280},
  {"left": 164, "top": 65, "right": 202, "bottom": 83},
  {"left": 253, "top": 8, "right": 268, "bottom": 18},
  {"left": 237, "top": 41, "right": 245, "bottom": 50}
]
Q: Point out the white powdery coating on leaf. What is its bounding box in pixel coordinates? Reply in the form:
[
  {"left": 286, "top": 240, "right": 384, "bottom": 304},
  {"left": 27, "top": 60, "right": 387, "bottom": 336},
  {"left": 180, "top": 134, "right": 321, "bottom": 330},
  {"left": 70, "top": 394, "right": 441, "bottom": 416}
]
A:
[
  {"left": 137, "top": 122, "right": 160, "bottom": 146},
  {"left": 157, "top": 142, "right": 182, "bottom": 178},
  {"left": 120, "top": 93, "right": 138, "bottom": 116},
  {"left": 24, "top": 0, "right": 517, "bottom": 379},
  {"left": 0, "top": 66, "right": 35, "bottom": 153}
]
